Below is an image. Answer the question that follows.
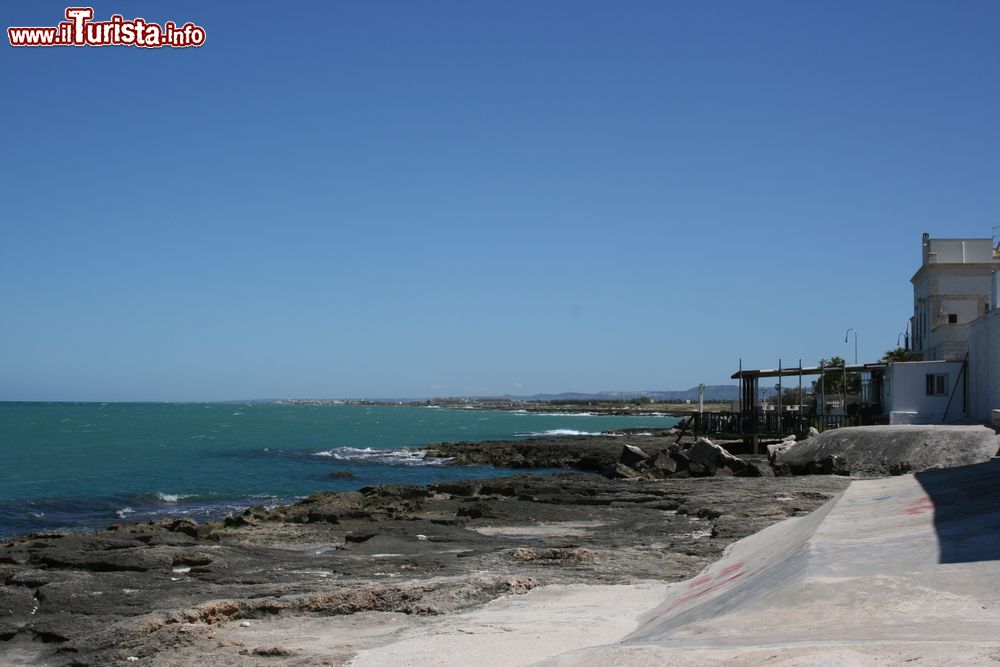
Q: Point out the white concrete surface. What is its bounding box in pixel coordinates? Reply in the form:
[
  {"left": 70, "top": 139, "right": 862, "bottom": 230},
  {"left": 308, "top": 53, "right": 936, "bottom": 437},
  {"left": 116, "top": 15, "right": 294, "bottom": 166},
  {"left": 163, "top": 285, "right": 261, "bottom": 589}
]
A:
[
  {"left": 546, "top": 459, "right": 1000, "bottom": 666},
  {"left": 348, "top": 582, "right": 671, "bottom": 666}
]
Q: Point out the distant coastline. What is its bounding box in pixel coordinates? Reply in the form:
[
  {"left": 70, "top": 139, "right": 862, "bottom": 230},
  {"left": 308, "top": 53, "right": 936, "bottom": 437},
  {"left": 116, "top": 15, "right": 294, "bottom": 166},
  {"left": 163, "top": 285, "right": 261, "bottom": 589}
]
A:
[{"left": 277, "top": 396, "right": 734, "bottom": 416}]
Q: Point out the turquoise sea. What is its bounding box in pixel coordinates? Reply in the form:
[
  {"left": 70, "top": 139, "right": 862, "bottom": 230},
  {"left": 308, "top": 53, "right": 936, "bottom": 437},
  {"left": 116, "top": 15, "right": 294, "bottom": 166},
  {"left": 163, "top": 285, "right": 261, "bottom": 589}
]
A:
[{"left": 0, "top": 402, "right": 679, "bottom": 538}]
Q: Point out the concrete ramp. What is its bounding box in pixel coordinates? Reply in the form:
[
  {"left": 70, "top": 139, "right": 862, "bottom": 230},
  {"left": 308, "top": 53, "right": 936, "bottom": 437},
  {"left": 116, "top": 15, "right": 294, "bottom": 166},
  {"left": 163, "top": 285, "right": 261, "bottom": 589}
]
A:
[{"left": 544, "top": 459, "right": 1000, "bottom": 665}]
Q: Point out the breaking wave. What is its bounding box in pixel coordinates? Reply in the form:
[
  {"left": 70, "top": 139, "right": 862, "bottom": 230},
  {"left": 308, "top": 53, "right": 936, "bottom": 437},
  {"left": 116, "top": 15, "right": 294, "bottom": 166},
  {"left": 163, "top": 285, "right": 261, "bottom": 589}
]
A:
[
  {"left": 155, "top": 492, "right": 194, "bottom": 503},
  {"left": 312, "top": 447, "right": 452, "bottom": 466},
  {"left": 516, "top": 429, "right": 620, "bottom": 437}
]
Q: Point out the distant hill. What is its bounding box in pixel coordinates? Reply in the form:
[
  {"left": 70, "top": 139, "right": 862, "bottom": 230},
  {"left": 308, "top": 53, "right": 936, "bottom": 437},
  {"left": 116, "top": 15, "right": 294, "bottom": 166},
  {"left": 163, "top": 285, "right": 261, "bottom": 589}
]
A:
[{"left": 502, "top": 385, "right": 739, "bottom": 402}]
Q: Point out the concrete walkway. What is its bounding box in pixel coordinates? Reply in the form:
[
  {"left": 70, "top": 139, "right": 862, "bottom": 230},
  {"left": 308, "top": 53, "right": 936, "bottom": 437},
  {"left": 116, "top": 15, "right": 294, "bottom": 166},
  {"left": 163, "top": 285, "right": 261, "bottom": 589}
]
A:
[{"left": 545, "top": 459, "right": 1000, "bottom": 665}]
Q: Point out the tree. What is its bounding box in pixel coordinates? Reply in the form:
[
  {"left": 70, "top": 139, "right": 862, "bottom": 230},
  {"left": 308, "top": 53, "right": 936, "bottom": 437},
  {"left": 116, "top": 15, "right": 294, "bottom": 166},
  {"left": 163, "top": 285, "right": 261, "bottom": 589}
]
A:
[
  {"left": 881, "top": 347, "right": 910, "bottom": 362},
  {"left": 781, "top": 386, "right": 810, "bottom": 408},
  {"left": 810, "top": 356, "right": 861, "bottom": 396}
]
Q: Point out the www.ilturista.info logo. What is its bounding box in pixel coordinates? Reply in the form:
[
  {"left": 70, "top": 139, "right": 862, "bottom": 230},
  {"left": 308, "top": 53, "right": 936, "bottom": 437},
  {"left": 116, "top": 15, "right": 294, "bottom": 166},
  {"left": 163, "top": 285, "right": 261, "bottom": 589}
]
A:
[{"left": 8, "top": 7, "right": 205, "bottom": 48}]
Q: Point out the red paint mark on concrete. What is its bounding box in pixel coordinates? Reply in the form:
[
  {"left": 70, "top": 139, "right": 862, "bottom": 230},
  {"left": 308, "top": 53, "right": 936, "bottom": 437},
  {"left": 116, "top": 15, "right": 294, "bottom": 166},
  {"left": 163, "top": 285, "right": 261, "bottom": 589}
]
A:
[
  {"left": 666, "top": 562, "right": 749, "bottom": 612},
  {"left": 904, "top": 496, "right": 935, "bottom": 516},
  {"left": 718, "top": 562, "right": 744, "bottom": 577}
]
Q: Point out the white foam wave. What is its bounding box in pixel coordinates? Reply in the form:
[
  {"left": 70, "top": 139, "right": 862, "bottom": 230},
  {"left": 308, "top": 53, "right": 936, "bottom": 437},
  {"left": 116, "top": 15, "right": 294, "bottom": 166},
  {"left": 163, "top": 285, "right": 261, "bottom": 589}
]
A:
[
  {"left": 312, "top": 447, "right": 452, "bottom": 466},
  {"left": 516, "top": 429, "right": 620, "bottom": 437},
  {"left": 116, "top": 507, "right": 134, "bottom": 519},
  {"left": 155, "top": 492, "right": 193, "bottom": 503}
]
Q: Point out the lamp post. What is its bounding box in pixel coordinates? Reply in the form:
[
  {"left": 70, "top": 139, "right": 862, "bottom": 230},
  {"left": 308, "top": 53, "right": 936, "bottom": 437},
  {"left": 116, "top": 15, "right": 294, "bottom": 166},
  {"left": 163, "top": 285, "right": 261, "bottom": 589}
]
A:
[{"left": 844, "top": 328, "right": 858, "bottom": 365}]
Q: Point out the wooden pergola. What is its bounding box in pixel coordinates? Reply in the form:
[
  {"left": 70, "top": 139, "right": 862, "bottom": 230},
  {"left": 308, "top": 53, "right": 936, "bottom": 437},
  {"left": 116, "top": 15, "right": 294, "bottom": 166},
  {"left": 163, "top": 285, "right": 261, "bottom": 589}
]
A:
[{"left": 731, "top": 360, "right": 887, "bottom": 453}]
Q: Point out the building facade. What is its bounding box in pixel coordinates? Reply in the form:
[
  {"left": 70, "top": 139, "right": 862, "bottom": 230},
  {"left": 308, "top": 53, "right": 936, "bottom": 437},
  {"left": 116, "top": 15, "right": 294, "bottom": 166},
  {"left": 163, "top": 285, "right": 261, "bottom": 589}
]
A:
[
  {"left": 910, "top": 233, "right": 1000, "bottom": 361},
  {"left": 882, "top": 359, "right": 966, "bottom": 424},
  {"left": 967, "top": 289, "right": 1000, "bottom": 424}
]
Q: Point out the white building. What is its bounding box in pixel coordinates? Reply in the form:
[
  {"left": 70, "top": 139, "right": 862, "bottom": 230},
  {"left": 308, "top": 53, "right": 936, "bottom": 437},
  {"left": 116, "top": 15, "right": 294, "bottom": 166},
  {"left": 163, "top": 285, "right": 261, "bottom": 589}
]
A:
[
  {"left": 967, "top": 280, "right": 1000, "bottom": 424},
  {"left": 910, "top": 233, "right": 1000, "bottom": 361},
  {"left": 882, "top": 359, "right": 966, "bottom": 424}
]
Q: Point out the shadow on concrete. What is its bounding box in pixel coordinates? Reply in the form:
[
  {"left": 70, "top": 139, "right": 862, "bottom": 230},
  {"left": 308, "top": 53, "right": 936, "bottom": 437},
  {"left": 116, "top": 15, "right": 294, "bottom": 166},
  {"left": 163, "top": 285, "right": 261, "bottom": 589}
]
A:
[{"left": 915, "top": 458, "right": 1000, "bottom": 564}]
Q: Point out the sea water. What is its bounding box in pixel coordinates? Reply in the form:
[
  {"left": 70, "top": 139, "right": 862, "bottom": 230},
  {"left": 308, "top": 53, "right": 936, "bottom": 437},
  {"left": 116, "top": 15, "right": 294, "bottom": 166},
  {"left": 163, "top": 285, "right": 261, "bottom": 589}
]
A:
[{"left": 0, "top": 402, "right": 679, "bottom": 538}]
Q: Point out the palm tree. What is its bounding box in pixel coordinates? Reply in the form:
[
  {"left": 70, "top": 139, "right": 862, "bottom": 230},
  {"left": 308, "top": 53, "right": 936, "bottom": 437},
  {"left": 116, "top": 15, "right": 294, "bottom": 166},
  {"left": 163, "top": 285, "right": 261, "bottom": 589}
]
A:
[{"left": 881, "top": 347, "right": 909, "bottom": 362}]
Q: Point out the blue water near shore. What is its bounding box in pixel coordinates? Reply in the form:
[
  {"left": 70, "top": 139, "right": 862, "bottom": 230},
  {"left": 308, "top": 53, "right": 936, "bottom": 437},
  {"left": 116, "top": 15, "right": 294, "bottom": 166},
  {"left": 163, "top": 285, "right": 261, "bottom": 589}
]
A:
[{"left": 0, "top": 402, "right": 679, "bottom": 538}]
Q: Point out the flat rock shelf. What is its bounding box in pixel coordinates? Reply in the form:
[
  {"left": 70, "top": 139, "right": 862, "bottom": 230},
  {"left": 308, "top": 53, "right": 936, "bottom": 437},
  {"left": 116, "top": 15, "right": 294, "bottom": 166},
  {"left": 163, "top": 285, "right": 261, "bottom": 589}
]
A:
[{"left": 0, "top": 469, "right": 848, "bottom": 666}]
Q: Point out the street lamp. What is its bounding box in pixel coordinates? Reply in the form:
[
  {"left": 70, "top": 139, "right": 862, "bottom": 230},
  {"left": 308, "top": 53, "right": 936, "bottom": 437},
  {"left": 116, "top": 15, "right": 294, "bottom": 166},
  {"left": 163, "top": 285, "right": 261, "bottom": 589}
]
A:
[{"left": 844, "top": 328, "right": 858, "bottom": 365}]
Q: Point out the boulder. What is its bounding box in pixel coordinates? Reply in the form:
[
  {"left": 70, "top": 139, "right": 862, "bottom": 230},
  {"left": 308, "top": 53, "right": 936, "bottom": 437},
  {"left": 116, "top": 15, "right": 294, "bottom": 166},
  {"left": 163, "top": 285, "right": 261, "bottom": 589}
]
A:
[
  {"left": 766, "top": 440, "right": 797, "bottom": 463},
  {"left": 619, "top": 444, "right": 651, "bottom": 468},
  {"left": 608, "top": 463, "right": 642, "bottom": 479},
  {"left": 456, "top": 503, "right": 496, "bottom": 519},
  {"left": 687, "top": 438, "right": 746, "bottom": 476},
  {"left": 774, "top": 425, "right": 1000, "bottom": 477},
  {"left": 651, "top": 451, "right": 678, "bottom": 474},
  {"left": 688, "top": 462, "right": 711, "bottom": 477}
]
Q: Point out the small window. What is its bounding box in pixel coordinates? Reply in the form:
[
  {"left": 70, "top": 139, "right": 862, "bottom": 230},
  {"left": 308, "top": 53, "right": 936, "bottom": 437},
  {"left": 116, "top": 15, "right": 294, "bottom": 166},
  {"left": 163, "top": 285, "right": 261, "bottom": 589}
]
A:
[
  {"left": 947, "top": 313, "right": 958, "bottom": 324},
  {"left": 926, "top": 373, "right": 948, "bottom": 396}
]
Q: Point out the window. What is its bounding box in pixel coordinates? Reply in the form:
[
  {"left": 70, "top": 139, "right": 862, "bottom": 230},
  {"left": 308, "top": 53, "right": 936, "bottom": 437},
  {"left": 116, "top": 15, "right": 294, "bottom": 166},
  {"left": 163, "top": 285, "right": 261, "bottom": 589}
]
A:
[
  {"left": 926, "top": 374, "right": 948, "bottom": 396},
  {"left": 947, "top": 313, "right": 958, "bottom": 324}
]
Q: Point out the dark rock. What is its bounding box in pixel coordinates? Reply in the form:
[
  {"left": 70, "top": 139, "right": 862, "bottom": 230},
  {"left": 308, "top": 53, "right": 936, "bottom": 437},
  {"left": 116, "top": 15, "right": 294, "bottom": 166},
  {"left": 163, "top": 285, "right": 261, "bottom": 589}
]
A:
[
  {"left": 0, "top": 586, "right": 36, "bottom": 620},
  {"left": 224, "top": 515, "right": 255, "bottom": 528},
  {"left": 328, "top": 471, "right": 355, "bottom": 479},
  {"left": 671, "top": 449, "right": 690, "bottom": 468},
  {"left": 345, "top": 532, "right": 377, "bottom": 543},
  {"left": 687, "top": 438, "right": 750, "bottom": 476},
  {"left": 253, "top": 646, "right": 296, "bottom": 657},
  {"left": 608, "top": 463, "right": 642, "bottom": 479},
  {"left": 304, "top": 510, "right": 340, "bottom": 524},
  {"left": 686, "top": 443, "right": 717, "bottom": 474},
  {"left": 651, "top": 452, "right": 678, "bottom": 474},
  {"left": 744, "top": 461, "right": 774, "bottom": 477},
  {"left": 688, "top": 462, "right": 710, "bottom": 477},
  {"left": 456, "top": 503, "right": 496, "bottom": 519},
  {"left": 619, "top": 444, "right": 651, "bottom": 468},
  {"left": 165, "top": 518, "right": 203, "bottom": 538}
]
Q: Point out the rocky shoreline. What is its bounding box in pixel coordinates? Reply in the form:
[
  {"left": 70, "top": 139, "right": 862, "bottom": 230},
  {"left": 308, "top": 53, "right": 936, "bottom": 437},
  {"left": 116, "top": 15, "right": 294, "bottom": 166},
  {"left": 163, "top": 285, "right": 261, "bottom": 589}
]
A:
[
  {"left": 0, "top": 435, "right": 848, "bottom": 666},
  {"left": 424, "top": 432, "right": 770, "bottom": 479}
]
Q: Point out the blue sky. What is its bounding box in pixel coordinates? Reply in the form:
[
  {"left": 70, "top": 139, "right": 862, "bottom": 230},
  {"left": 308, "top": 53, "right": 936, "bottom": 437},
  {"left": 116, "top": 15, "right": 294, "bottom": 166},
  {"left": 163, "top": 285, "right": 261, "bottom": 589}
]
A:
[{"left": 2, "top": 1, "right": 999, "bottom": 401}]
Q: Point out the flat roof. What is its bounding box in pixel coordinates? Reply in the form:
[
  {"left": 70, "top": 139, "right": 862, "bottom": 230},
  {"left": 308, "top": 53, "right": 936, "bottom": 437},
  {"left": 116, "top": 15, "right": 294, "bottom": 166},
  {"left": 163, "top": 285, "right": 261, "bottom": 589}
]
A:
[{"left": 731, "top": 363, "right": 886, "bottom": 380}]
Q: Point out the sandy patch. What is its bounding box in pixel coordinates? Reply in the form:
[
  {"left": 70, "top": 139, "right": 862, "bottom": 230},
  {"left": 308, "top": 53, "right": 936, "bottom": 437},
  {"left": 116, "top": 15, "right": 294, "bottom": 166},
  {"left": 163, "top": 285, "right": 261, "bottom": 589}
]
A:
[{"left": 470, "top": 521, "right": 605, "bottom": 538}]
